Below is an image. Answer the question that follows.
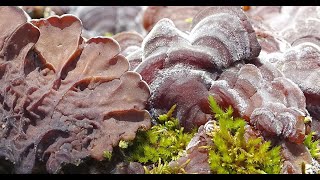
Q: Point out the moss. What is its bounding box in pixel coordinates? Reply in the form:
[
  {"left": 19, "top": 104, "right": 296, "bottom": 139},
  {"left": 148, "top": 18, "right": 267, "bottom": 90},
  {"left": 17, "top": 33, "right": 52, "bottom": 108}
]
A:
[
  {"left": 118, "top": 140, "right": 130, "bottom": 149},
  {"left": 144, "top": 158, "right": 190, "bottom": 174},
  {"left": 143, "top": 159, "right": 172, "bottom": 174},
  {"left": 104, "top": 32, "right": 114, "bottom": 37},
  {"left": 122, "top": 105, "right": 196, "bottom": 172},
  {"left": 205, "top": 95, "right": 282, "bottom": 174},
  {"left": 304, "top": 131, "right": 320, "bottom": 159},
  {"left": 184, "top": 18, "right": 193, "bottom": 23},
  {"left": 103, "top": 150, "right": 112, "bottom": 161}
]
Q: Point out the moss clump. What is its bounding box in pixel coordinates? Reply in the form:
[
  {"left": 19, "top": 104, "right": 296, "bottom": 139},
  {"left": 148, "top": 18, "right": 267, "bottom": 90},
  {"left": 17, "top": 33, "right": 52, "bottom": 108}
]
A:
[
  {"left": 206, "top": 95, "right": 282, "bottom": 174},
  {"left": 304, "top": 131, "right": 320, "bottom": 159},
  {"left": 104, "top": 32, "right": 114, "bottom": 37},
  {"left": 143, "top": 159, "right": 172, "bottom": 174},
  {"left": 103, "top": 150, "right": 112, "bottom": 161},
  {"left": 184, "top": 18, "right": 193, "bottom": 23},
  {"left": 122, "top": 104, "right": 196, "bottom": 165},
  {"left": 144, "top": 158, "right": 190, "bottom": 174}
]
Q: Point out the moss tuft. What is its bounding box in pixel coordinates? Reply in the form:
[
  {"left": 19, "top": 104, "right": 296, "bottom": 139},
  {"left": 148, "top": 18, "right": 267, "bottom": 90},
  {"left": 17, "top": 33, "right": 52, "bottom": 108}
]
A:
[
  {"left": 103, "top": 150, "right": 112, "bottom": 161},
  {"left": 122, "top": 104, "right": 196, "bottom": 170},
  {"left": 206, "top": 95, "right": 282, "bottom": 174},
  {"left": 304, "top": 131, "right": 320, "bottom": 159}
]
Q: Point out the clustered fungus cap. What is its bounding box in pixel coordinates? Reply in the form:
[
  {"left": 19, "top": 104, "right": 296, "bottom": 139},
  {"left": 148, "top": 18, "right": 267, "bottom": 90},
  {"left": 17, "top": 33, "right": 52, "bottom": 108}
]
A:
[{"left": 135, "top": 6, "right": 261, "bottom": 131}]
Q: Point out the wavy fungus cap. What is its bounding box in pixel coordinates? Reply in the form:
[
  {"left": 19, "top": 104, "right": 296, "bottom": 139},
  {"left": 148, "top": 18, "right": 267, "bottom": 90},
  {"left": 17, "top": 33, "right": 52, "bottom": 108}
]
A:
[
  {"left": 0, "top": 7, "right": 151, "bottom": 174},
  {"left": 142, "top": 6, "right": 208, "bottom": 32},
  {"left": 210, "top": 62, "right": 307, "bottom": 144},
  {"left": 265, "top": 43, "right": 320, "bottom": 138},
  {"left": 113, "top": 31, "right": 144, "bottom": 71},
  {"left": 135, "top": 6, "right": 261, "bottom": 131}
]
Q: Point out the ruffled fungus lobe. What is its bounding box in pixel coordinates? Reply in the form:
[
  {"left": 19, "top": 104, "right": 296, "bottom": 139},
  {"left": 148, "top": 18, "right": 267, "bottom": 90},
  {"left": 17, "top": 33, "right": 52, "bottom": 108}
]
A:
[
  {"left": 279, "top": 6, "right": 320, "bottom": 47},
  {"left": 280, "top": 140, "right": 313, "bottom": 174},
  {"left": 243, "top": 7, "right": 320, "bottom": 139},
  {"left": 0, "top": 7, "right": 151, "bottom": 174},
  {"left": 209, "top": 62, "right": 307, "bottom": 143},
  {"left": 246, "top": 6, "right": 320, "bottom": 49},
  {"left": 113, "top": 31, "right": 144, "bottom": 70},
  {"left": 135, "top": 6, "right": 261, "bottom": 131},
  {"left": 65, "top": 6, "right": 145, "bottom": 38},
  {"left": 245, "top": 6, "right": 314, "bottom": 33},
  {"left": 142, "top": 6, "right": 207, "bottom": 32},
  {"left": 264, "top": 43, "right": 320, "bottom": 137}
]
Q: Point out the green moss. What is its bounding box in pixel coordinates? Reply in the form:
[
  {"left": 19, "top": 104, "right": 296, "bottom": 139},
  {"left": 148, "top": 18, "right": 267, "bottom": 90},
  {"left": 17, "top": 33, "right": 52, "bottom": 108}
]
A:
[
  {"left": 104, "top": 32, "right": 114, "bottom": 37},
  {"left": 144, "top": 158, "right": 191, "bottom": 174},
  {"left": 144, "top": 158, "right": 172, "bottom": 174},
  {"left": 184, "top": 18, "right": 193, "bottom": 23},
  {"left": 119, "top": 140, "right": 130, "bottom": 149},
  {"left": 103, "top": 150, "right": 112, "bottom": 161},
  {"left": 122, "top": 104, "right": 196, "bottom": 167},
  {"left": 206, "top": 95, "right": 282, "bottom": 174},
  {"left": 304, "top": 131, "right": 320, "bottom": 159}
]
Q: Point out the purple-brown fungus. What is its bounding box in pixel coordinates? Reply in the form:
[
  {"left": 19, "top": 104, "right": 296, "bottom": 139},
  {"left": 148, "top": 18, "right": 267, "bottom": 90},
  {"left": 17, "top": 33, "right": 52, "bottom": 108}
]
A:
[
  {"left": 264, "top": 43, "right": 320, "bottom": 137},
  {"left": 0, "top": 7, "right": 151, "bottom": 174},
  {"left": 210, "top": 62, "right": 307, "bottom": 143},
  {"left": 67, "top": 6, "right": 145, "bottom": 38},
  {"left": 135, "top": 6, "right": 261, "bottom": 131},
  {"left": 113, "top": 31, "right": 144, "bottom": 71},
  {"left": 142, "top": 6, "right": 208, "bottom": 32}
]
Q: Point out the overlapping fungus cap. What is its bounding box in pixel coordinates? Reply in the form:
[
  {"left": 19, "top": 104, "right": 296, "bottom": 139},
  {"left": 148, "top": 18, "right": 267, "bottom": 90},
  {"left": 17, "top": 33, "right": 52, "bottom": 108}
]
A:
[
  {"left": 66, "top": 6, "right": 145, "bottom": 38},
  {"left": 0, "top": 6, "right": 151, "bottom": 174},
  {"left": 245, "top": 6, "right": 320, "bottom": 53},
  {"left": 245, "top": 6, "right": 320, "bottom": 130},
  {"left": 113, "top": 31, "right": 144, "bottom": 70},
  {"left": 279, "top": 6, "right": 320, "bottom": 47},
  {"left": 142, "top": 6, "right": 208, "bottom": 32},
  {"left": 210, "top": 61, "right": 307, "bottom": 144},
  {"left": 135, "top": 6, "right": 261, "bottom": 131},
  {"left": 262, "top": 43, "right": 320, "bottom": 137}
]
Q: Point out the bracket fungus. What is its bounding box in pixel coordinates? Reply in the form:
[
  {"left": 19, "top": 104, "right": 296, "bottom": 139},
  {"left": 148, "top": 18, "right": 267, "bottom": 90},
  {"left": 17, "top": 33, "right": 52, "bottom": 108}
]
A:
[
  {"left": 1, "top": 5, "right": 320, "bottom": 175},
  {"left": 210, "top": 62, "right": 307, "bottom": 144},
  {"left": 263, "top": 43, "right": 320, "bottom": 138},
  {"left": 135, "top": 6, "right": 261, "bottom": 131}
]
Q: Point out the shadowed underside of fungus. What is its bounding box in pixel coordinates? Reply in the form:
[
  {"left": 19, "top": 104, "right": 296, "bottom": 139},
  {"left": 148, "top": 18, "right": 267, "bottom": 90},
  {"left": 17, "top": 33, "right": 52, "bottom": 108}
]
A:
[
  {"left": 135, "top": 6, "right": 261, "bottom": 131},
  {"left": 0, "top": 6, "right": 151, "bottom": 174}
]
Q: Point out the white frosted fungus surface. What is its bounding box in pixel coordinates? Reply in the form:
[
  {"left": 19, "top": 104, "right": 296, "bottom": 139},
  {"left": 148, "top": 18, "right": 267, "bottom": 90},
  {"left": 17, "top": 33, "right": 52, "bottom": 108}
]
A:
[
  {"left": 67, "top": 6, "right": 144, "bottom": 38},
  {"left": 267, "top": 43, "right": 320, "bottom": 100},
  {"left": 210, "top": 63, "right": 307, "bottom": 143},
  {"left": 135, "top": 7, "right": 261, "bottom": 131},
  {"left": 142, "top": 6, "right": 208, "bottom": 32}
]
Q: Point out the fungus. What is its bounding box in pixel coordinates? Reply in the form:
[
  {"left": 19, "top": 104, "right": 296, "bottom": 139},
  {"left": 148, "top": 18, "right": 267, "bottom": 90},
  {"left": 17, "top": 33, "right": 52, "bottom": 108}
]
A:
[
  {"left": 0, "top": 7, "right": 151, "bottom": 174},
  {"left": 136, "top": 6, "right": 261, "bottom": 131}
]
